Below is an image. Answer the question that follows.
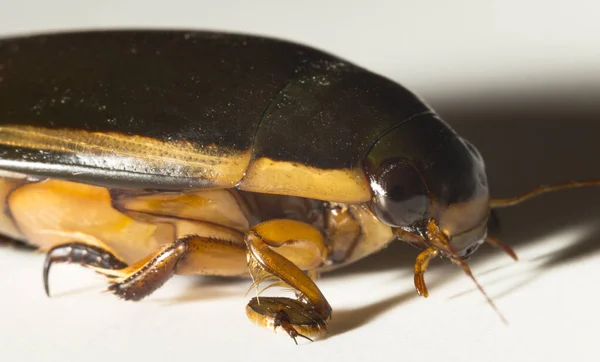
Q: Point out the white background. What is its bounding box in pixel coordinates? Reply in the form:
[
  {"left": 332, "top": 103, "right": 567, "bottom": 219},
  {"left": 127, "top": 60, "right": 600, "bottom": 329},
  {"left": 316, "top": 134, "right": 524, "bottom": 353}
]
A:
[{"left": 1, "top": 1, "right": 600, "bottom": 361}]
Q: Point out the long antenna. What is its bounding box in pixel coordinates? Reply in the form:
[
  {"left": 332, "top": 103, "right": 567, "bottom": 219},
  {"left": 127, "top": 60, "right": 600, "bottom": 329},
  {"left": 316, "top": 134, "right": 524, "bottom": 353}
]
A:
[
  {"left": 490, "top": 180, "right": 600, "bottom": 209},
  {"left": 457, "top": 257, "right": 508, "bottom": 325},
  {"left": 426, "top": 220, "right": 508, "bottom": 323}
]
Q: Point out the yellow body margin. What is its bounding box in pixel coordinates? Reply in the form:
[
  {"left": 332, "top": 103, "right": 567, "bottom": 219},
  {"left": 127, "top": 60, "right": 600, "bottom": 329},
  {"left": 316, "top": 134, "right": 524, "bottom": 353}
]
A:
[{"left": 238, "top": 157, "right": 372, "bottom": 203}]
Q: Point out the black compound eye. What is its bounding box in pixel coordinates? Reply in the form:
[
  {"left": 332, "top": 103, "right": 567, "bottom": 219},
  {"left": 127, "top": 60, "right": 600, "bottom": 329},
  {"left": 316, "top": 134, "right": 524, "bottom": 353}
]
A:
[{"left": 371, "top": 161, "right": 429, "bottom": 227}]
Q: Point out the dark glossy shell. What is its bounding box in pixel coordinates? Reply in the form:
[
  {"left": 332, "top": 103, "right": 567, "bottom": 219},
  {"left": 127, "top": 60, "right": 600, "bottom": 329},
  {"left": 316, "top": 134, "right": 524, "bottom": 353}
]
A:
[{"left": 0, "top": 30, "right": 431, "bottom": 202}]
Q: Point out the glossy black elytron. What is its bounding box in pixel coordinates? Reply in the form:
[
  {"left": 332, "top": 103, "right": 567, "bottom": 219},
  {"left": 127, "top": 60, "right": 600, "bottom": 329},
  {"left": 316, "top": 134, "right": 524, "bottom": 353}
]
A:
[
  {"left": 0, "top": 30, "right": 429, "bottom": 172},
  {"left": 0, "top": 30, "right": 489, "bottom": 255}
]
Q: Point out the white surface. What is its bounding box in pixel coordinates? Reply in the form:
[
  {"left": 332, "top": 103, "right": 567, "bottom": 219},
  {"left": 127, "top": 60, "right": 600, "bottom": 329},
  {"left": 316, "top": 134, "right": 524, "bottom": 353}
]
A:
[{"left": 1, "top": 1, "right": 600, "bottom": 362}]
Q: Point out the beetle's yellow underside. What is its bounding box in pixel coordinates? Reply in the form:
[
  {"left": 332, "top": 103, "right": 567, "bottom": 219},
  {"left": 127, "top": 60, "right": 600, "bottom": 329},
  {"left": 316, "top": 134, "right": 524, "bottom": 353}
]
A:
[
  {"left": 0, "top": 173, "right": 391, "bottom": 341},
  {"left": 0, "top": 125, "right": 371, "bottom": 202},
  {"left": 3, "top": 179, "right": 249, "bottom": 275},
  {"left": 0, "top": 177, "right": 393, "bottom": 277}
]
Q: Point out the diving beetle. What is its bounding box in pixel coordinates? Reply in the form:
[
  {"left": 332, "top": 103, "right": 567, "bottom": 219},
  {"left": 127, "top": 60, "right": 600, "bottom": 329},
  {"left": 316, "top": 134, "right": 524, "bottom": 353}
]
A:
[{"left": 0, "top": 30, "right": 597, "bottom": 343}]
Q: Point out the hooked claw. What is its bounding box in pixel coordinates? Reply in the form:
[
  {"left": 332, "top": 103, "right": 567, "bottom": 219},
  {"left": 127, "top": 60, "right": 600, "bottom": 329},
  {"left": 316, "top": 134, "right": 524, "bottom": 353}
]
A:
[{"left": 42, "top": 243, "right": 127, "bottom": 297}]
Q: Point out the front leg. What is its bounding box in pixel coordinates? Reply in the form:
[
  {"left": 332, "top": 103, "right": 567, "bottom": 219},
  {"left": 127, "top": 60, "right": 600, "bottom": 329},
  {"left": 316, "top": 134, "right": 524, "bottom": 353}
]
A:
[{"left": 244, "top": 219, "right": 331, "bottom": 344}]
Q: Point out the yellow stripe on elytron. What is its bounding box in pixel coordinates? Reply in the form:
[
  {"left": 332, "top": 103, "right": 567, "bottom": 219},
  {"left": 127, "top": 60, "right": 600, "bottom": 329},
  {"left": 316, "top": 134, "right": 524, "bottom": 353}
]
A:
[{"left": 0, "top": 125, "right": 251, "bottom": 184}]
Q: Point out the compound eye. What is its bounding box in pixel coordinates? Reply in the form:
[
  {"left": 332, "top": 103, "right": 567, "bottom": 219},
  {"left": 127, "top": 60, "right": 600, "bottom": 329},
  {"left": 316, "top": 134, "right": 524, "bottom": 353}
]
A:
[{"left": 371, "top": 160, "right": 429, "bottom": 227}]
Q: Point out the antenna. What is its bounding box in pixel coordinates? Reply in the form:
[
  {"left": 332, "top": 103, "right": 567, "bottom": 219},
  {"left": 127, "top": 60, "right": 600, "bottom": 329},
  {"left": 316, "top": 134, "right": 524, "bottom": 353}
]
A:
[{"left": 490, "top": 180, "right": 600, "bottom": 208}]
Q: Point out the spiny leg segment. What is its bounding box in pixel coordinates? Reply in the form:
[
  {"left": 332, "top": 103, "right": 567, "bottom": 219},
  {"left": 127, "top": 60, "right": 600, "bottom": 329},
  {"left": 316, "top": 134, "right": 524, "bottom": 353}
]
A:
[
  {"left": 43, "top": 235, "right": 244, "bottom": 301},
  {"left": 97, "top": 238, "right": 189, "bottom": 301}
]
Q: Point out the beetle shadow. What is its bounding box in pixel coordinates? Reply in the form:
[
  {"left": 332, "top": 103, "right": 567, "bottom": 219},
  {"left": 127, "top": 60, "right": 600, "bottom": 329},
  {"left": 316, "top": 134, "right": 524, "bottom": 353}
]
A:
[
  {"left": 325, "top": 266, "right": 460, "bottom": 337},
  {"left": 436, "top": 81, "right": 600, "bottom": 252},
  {"left": 325, "top": 290, "right": 415, "bottom": 337},
  {"left": 433, "top": 80, "right": 600, "bottom": 297},
  {"left": 448, "top": 221, "right": 600, "bottom": 301}
]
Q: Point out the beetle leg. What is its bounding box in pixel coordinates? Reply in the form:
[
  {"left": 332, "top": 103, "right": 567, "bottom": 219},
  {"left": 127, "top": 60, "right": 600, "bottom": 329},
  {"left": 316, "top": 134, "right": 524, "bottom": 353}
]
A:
[
  {"left": 44, "top": 235, "right": 247, "bottom": 301},
  {"left": 247, "top": 297, "right": 320, "bottom": 345},
  {"left": 274, "top": 309, "right": 314, "bottom": 345},
  {"left": 413, "top": 247, "right": 439, "bottom": 298},
  {"left": 88, "top": 235, "right": 246, "bottom": 301},
  {"left": 92, "top": 240, "right": 188, "bottom": 301},
  {"left": 244, "top": 219, "right": 331, "bottom": 342},
  {"left": 43, "top": 242, "right": 127, "bottom": 297},
  {"left": 393, "top": 228, "right": 441, "bottom": 297}
]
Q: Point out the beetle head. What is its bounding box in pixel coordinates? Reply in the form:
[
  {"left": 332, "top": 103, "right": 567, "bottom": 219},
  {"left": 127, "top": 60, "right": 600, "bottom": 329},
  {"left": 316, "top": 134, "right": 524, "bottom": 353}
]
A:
[{"left": 363, "top": 113, "right": 490, "bottom": 261}]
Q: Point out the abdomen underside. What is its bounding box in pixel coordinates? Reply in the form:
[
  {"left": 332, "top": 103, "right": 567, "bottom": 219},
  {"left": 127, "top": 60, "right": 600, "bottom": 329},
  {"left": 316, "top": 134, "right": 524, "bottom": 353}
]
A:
[{"left": 0, "top": 176, "right": 392, "bottom": 272}]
